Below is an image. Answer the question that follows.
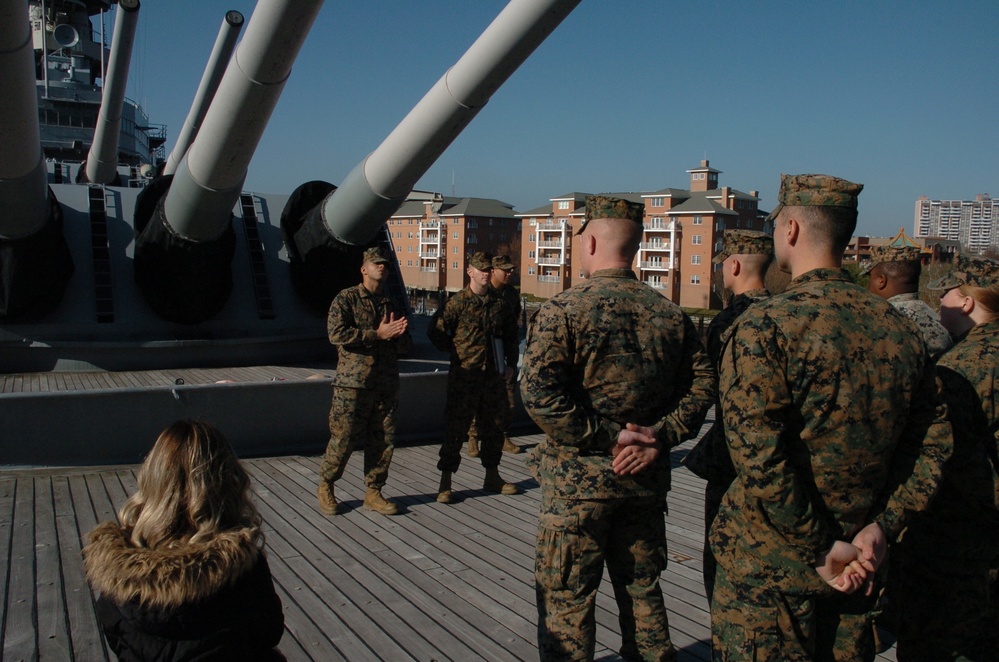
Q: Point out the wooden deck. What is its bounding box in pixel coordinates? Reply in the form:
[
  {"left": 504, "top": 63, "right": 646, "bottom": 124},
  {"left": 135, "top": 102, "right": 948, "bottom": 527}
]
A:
[{"left": 0, "top": 426, "right": 899, "bottom": 661}]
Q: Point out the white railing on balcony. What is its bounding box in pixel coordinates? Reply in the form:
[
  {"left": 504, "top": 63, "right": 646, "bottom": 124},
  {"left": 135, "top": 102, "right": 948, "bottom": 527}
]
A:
[
  {"left": 537, "top": 275, "right": 561, "bottom": 283},
  {"left": 537, "top": 221, "right": 567, "bottom": 230},
  {"left": 538, "top": 240, "right": 566, "bottom": 248},
  {"left": 640, "top": 242, "right": 672, "bottom": 251},
  {"left": 537, "top": 257, "right": 563, "bottom": 265},
  {"left": 644, "top": 222, "right": 670, "bottom": 231},
  {"left": 419, "top": 266, "right": 438, "bottom": 273},
  {"left": 420, "top": 251, "right": 439, "bottom": 258},
  {"left": 640, "top": 261, "right": 672, "bottom": 270},
  {"left": 645, "top": 280, "right": 667, "bottom": 289}
]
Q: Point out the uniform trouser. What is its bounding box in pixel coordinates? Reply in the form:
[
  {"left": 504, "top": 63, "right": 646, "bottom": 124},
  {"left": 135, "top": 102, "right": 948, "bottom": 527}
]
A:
[
  {"left": 710, "top": 564, "right": 877, "bottom": 662},
  {"left": 535, "top": 493, "right": 675, "bottom": 662},
  {"left": 468, "top": 374, "right": 515, "bottom": 442},
  {"left": 896, "top": 550, "right": 999, "bottom": 661},
  {"left": 319, "top": 386, "right": 396, "bottom": 489},
  {"left": 701, "top": 479, "right": 730, "bottom": 605},
  {"left": 437, "top": 370, "right": 506, "bottom": 472}
]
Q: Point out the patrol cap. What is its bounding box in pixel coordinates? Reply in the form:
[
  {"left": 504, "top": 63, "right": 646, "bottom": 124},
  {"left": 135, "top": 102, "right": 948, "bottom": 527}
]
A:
[
  {"left": 468, "top": 251, "right": 493, "bottom": 271},
  {"left": 767, "top": 173, "right": 864, "bottom": 224},
  {"left": 577, "top": 195, "right": 644, "bottom": 235},
  {"left": 860, "top": 244, "right": 922, "bottom": 275},
  {"left": 927, "top": 253, "right": 999, "bottom": 291},
  {"left": 491, "top": 255, "right": 515, "bottom": 271},
  {"left": 362, "top": 247, "right": 390, "bottom": 264},
  {"left": 712, "top": 229, "right": 774, "bottom": 265}
]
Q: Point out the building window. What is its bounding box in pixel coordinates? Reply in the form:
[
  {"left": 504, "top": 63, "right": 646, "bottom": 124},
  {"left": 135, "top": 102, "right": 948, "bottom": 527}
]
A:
[
  {"left": 406, "top": 260, "right": 412, "bottom": 266},
  {"left": 557, "top": 201, "right": 570, "bottom": 210},
  {"left": 690, "top": 275, "right": 700, "bottom": 284},
  {"left": 650, "top": 196, "right": 664, "bottom": 207},
  {"left": 453, "top": 246, "right": 458, "bottom": 254},
  {"left": 407, "top": 245, "right": 412, "bottom": 252},
  {"left": 529, "top": 250, "right": 535, "bottom": 259},
  {"left": 530, "top": 234, "right": 536, "bottom": 242},
  {"left": 528, "top": 266, "right": 536, "bottom": 275},
  {"left": 453, "top": 261, "right": 458, "bottom": 269},
  {"left": 691, "top": 254, "right": 701, "bottom": 265},
  {"left": 693, "top": 216, "right": 703, "bottom": 225},
  {"left": 692, "top": 235, "right": 703, "bottom": 245},
  {"left": 453, "top": 232, "right": 459, "bottom": 239}
]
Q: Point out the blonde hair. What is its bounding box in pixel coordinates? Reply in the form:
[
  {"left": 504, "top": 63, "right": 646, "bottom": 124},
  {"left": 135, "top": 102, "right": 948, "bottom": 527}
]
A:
[
  {"left": 119, "top": 420, "right": 262, "bottom": 549},
  {"left": 959, "top": 284, "right": 999, "bottom": 323}
]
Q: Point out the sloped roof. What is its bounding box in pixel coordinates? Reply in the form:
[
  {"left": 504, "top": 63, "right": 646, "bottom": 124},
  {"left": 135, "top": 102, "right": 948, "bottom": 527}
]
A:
[
  {"left": 439, "top": 197, "right": 516, "bottom": 218},
  {"left": 666, "top": 193, "right": 738, "bottom": 216}
]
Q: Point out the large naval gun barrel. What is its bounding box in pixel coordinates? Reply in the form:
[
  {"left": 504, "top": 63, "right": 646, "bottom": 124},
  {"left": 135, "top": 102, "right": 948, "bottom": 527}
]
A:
[
  {"left": 0, "top": 0, "right": 73, "bottom": 319},
  {"left": 135, "top": 0, "right": 322, "bottom": 324},
  {"left": 163, "top": 10, "right": 245, "bottom": 177},
  {"left": 82, "top": 0, "right": 141, "bottom": 185},
  {"left": 283, "top": 0, "right": 582, "bottom": 310}
]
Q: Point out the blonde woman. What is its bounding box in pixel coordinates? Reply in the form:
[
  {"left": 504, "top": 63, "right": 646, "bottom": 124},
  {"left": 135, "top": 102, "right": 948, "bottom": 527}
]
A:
[
  {"left": 896, "top": 254, "right": 999, "bottom": 661},
  {"left": 83, "top": 420, "right": 284, "bottom": 660}
]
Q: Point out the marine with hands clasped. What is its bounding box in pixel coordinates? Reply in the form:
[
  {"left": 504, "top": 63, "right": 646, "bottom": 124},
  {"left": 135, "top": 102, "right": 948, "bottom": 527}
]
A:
[
  {"left": 428, "top": 250, "right": 521, "bottom": 503},
  {"left": 317, "top": 246, "right": 412, "bottom": 517},
  {"left": 521, "top": 195, "right": 715, "bottom": 662},
  {"left": 682, "top": 228, "right": 773, "bottom": 604},
  {"left": 709, "top": 174, "right": 952, "bottom": 661}
]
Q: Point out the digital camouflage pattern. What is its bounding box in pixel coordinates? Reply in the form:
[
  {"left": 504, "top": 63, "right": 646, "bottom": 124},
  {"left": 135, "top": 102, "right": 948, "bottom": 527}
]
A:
[
  {"left": 362, "top": 246, "right": 390, "bottom": 264},
  {"left": 468, "top": 250, "right": 492, "bottom": 271},
  {"left": 886, "top": 292, "right": 952, "bottom": 360},
  {"left": 711, "top": 230, "right": 773, "bottom": 264},
  {"left": 767, "top": 173, "right": 863, "bottom": 223},
  {"left": 428, "top": 286, "right": 518, "bottom": 472},
  {"left": 859, "top": 244, "right": 921, "bottom": 275},
  {"left": 682, "top": 287, "right": 769, "bottom": 602},
  {"left": 521, "top": 268, "right": 715, "bottom": 662},
  {"left": 576, "top": 194, "right": 644, "bottom": 234},
  {"left": 709, "top": 268, "right": 952, "bottom": 660},
  {"left": 468, "top": 281, "right": 522, "bottom": 445},
  {"left": 897, "top": 319, "right": 999, "bottom": 660},
  {"left": 928, "top": 252, "right": 999, "bottom": 291},
  {"left": 320, "top": 283, "right": 412, "bottom": 487}
]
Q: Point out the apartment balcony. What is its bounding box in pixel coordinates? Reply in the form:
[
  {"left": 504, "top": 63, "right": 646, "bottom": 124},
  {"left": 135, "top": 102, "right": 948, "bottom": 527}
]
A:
[
  {"left": 640, "top": 242, "right": 672, "bottom": 251},
  {"left": 419, "top": 251, "right": 439, "bottom": 259},
  {"left": 537, "top": 257, "right": 564, "bottom": 266},
  {"left": 537, "top": 275, "right": 561, "bottom": 283},
  {"left": 643, "top": 223, "right": 671, "bottom": 231},
  {"left": 419, "top": 266, "right": 438, "bottom": 273},
  {"left": 640, "top": 261, "right": 672, "bottom": 270},
  {"left": 537, "top": 221, "right": 567, "bottom": 230},
  {"left": 645, "top": 280, "right": 667, "bottom": 290},
  {"left": 419, "top": 221, "right": 441, "bottom": 228},
  {"left": 538, "top": 240, "right": 567, "bottom": 248}
]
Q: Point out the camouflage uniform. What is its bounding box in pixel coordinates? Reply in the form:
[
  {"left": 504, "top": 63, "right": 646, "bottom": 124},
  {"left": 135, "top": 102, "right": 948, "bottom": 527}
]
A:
[
  {"left": 428, "top": 272, "right": 518, "bottom": 473},
  {"left": 896, "top": 255, "right": 999, "bottom": 661},
  {"left": 319, "top": 282, "right": 412, "bottom": 489},
  {"left": 886, "top": 292, "right": 952, "bottom": 360},
  {"left": 683, "top": 287, "right": 768, "bottom": 602},
  {"left": 522, "top": 195, "right": 716, "bottom": 662},
  {"left": 710, "top": 175, "right": 953, "bottom": 662}
]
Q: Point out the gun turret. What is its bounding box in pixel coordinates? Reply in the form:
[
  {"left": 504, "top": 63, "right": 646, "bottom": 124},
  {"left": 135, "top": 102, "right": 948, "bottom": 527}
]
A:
[
  {"left": 163, "top": 10, "right": 245, "bottom": 177},
  {"left": 81, "top": 0, "right": 140, "bottom": 185},
  {"left": 0, "top": 0, "right": 74, "bottom": 319},
  {"left": 134, "top": 0, "right": 322, "bottom": 324},
  {"left": 282, "top": 0, "right": 581, "bottom": 311}
]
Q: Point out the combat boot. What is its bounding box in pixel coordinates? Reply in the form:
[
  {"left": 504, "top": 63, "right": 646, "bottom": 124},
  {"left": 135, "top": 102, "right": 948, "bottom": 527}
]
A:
[
  {"left": 483, "top": 467, "right": 520, "bottom": 495},
  {"left": 437, "top": 471, "right": 456, "bottom": 504},
  {"left": 467, "top": 438, "right": 480, "bottom": 457},
  {"left": 363, "top": 487, "right": 399, "bottom": 515},
  {"left": 317, "top": 480, "right": 338, "bottom": 516},
  {"left": 502, "top": 437, "right": 522, "bottom": 454}
]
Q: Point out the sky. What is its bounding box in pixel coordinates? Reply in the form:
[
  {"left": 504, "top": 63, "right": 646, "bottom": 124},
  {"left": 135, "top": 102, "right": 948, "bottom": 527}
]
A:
[{"left": 113, "top": 1, "right": 997, "bottom": 238}]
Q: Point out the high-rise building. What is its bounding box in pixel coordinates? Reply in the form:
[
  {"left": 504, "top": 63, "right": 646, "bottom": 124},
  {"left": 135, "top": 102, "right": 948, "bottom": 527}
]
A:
[
  {"left": 914, "top": 194, "right": 998, "bottom": 255},
  {"left": 517, "top": 161, "right": 766, "bottom": 308}
]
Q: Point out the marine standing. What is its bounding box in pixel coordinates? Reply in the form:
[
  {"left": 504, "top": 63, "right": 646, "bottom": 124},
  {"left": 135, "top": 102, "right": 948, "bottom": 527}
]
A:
[
  {"left": 709, "top": 174, "right": 952, "bottom": 661},
  {"left": 467, "top": 254, "right": 524, "bottom": 457},
  {"left": 682, "top": 229, "right": 773, "bottom": 604},
  {"left": 864, "top": 244, "right": 952, "bottom": 359},
  {"left": 317, "top": 247, "right": 411, "bottom": 516},
  {"left": 895, "top": 254, "right": 999, "bottom": 661},
  {"left": 521, "top": 195, "right": 715, "bottom": 661},
  {"left": 428, "top": 250, "right": 521, "bottom": 503}
]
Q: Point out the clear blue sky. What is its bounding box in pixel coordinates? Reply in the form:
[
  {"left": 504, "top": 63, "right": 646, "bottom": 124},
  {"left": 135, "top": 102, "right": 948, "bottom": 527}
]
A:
[{"left": 118, "top": 1, "right": 997, "bottom": 238}]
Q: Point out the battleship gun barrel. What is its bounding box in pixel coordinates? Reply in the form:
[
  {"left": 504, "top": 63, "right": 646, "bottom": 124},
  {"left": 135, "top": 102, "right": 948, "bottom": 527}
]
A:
[
  {"left": 162, "top": 10, "right": 245, "bottom": 177},
  {"left": 321, "top": 0, "right": 582, "bottom": 245},
  {"left": 84, "top": 0, "right": 141, "bottom": 185},
  {"left": 0, "top": 0, "right": 49, "bottom": 238}
]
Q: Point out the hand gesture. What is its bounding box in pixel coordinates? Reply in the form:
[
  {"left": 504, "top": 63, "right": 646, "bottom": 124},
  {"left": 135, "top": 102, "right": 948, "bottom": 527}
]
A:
[
  {"left": 611, "top": 423, "right": 661, "bottom": 475},
  {"left": 376, "top": 313, "right": 408, "bottom": 340},
  {"left": 814, "top": 541, "right": 868, "bottom": 594}
]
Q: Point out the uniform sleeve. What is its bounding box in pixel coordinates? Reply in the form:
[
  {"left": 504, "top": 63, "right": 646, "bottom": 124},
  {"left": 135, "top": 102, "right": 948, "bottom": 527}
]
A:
[
  {"left": 651, "top": 314, "right": 716, "bottom": 448},
  {"left": 327, "top": 293, "right": 376, "bottom": 348},
  {"left": 427, "top": 298, "right": 456, "bottom": 353},
  {"left": 719, "top": 310, "right": 837, "bottom": 560},
  {"left": 520, "top": 302, "right": 620, "bottom": 452},
  {"left": 871, "top": 362, "right": 953, "bottom": 539}
]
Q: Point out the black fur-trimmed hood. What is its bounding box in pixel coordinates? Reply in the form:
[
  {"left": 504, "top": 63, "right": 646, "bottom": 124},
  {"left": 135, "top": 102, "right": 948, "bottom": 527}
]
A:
[{"left": 83, "top": 521, "right": 261, "bottom": 609}]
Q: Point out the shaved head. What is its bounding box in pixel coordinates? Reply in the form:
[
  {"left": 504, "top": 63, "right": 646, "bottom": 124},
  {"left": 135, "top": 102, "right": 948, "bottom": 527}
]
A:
[{"left": 585, "top": 217, "right": 643, "bottom": 260}]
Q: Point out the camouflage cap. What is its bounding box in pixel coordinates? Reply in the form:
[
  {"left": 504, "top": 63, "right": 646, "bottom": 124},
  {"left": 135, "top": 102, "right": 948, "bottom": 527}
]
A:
[
  {"left": 767, "top": 173, "right": 864, "bottom": 224},
  {"left": 491, "top": 254, "right": 515, "bottom": 271},
  {"left": 468, "top": 251, "right": 493, "bottom": 271},
  {"left": 577, "top": 195, "right": 644, "bottom": 235},
  {"left": 927, "top": 253, "right": 999, "bottom": 291},
  {"left": 860, "top": 244, "right": 922, "bottom": 275},
  {"left": 362, "top": 247, "right": 390, "bottom": 264},
  {"left": 712, "top": 229, "right": 774, "bottom": 265}
]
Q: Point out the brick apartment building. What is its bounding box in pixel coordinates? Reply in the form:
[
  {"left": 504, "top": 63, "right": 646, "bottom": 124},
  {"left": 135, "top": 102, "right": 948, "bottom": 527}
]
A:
[
  {"left": 387, "top": 192, "right": 521, "bottom": 293},
  {"left": 516, "top": 160, "right": 767, "bottom": 309}
]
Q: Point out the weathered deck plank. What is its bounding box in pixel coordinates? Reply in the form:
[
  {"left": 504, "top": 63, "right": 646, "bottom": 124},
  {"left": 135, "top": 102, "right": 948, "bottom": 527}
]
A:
[{"left": 0, "top": 432, "right": 900, "bottom": 661}]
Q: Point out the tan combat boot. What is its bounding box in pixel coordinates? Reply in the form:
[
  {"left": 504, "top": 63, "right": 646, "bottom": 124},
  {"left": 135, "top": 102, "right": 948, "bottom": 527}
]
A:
[
  {"left": 437, "top": 471, "right": 455, "bottom": 504},
  {"left": 363, "top": 487, "right": 399, "bottom": 515},
  {"left": 317, "top": 480, "right": 338, "bottom": 516},
  {"left": 467, "top": 438, "right": 480, "bottom": 457},
  {"left": 502, "top": 437, "right": 522, "bottom": 454},
  {"left": 483, "top": 467, "right": 520, "bottom": 495}
]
